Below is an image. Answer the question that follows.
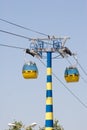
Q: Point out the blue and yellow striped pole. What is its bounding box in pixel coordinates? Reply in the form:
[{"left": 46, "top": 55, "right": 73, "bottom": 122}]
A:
[{"left": 45, "top": 52, "right": 53, "bottom": 130}]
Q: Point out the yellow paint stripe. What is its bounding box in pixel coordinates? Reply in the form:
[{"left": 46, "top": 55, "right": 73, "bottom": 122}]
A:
[
  {"left": 45, "top": 112, "right": 53, "bottom": 120},
  {"left": 47, "top": 68, "right": 52, "bottom": 75},
  {"left": 46, "top": 82, "right": 52, "bottom": 90},
  {"left": 46, "top": 97, "right": 53, "bottom": 105},
  {"left": 45, "top": 127, "right": 53, "bottom": 130}
]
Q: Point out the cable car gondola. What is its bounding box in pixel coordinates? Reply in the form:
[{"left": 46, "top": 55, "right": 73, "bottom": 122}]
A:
[
  {"left": 64, "top": 66, "right": 79, "bottom": 83},
  {"left": 22, "top": 61, "right": 38, "bottom": 79}
]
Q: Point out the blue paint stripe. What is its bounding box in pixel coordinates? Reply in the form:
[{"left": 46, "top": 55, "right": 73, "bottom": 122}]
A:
[
  {"left": 47, "top": 52, "right": 51, "bottom": 67},
  {"left": 46, "top": 90, "right": 52, "bottom": 97},
  {"left": 45, "top": 120, "right": 53, "bottom": 127},
  {"left": 47, "top": 75, "right": 52, "bottom": 82},
  {"left": 46, "top": 105, "right": 53, "bottom": 112},
  {"left": 47, "top": 61, "right": 51, "bottom": 67}
]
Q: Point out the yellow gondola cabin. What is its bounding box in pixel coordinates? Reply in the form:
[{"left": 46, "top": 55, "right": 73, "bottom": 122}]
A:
[
  {"left": 64, "top": 67, "right": 79, "bottom": 83},
  {"left": 22, "top": 61, "right": 38, "bottom": 79}
]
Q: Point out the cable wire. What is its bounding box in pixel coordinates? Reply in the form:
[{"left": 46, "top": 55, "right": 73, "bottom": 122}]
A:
[
  {"left": 73, "top": 55, "right": 87, "bottom": 76},
  {"left": 65, "top": 57, "right": 87, "bottom": 84},
  {"left": 0, "top": 42, "right": 87, "bottom": 108},
  {"left": 0, "top": 18, "right": 49, "bottom": 37},
  {"left": 0, "top": 41, "right": 87, "bottom": 84},
  {"left": 38, "top": 57, "right": 87, "bottom": 109},
  {"left": 0, "top": 29, "right": 54, "bottom": 46},
  {"left": 0, "top": 43, "right": 25, "bottom": 50},
  {"left": 0, "top": 29, "right": 32, "bottom": 40}
]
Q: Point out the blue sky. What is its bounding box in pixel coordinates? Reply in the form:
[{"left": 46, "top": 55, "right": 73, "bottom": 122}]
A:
[{"left": 0, "top": 0, "right": 87, "bottom": 130}]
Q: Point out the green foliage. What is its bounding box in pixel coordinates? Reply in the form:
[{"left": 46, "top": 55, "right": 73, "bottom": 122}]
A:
[
  {"left": 7, "top": 120, "right": 33, "bottom": 130},
  {"left": 8, "top": 121, "right": 23, "bottom": 130},
  {"left": 53, "top": 119, "right": 64, "bottom": 130},
  {"left": 7, "top": 119, "right": 63, "bottom": 130},
  {"left": 25, "top": 126, "right": 32, "bottom": 130}
]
